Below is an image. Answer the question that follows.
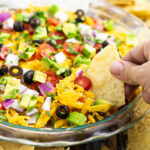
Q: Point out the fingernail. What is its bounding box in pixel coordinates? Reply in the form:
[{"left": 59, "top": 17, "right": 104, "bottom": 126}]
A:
[{"left": 110, "top": 61, "right": 123, "bottom": 76}]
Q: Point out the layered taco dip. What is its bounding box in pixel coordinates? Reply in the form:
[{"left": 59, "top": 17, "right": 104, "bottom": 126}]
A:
[{"left": 0, "top": 5, "right": 138, "bottom": 128}]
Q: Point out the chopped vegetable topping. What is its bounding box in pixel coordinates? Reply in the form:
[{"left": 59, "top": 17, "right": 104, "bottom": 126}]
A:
[{"left": 0, "top": 5, "right": 136, "bottom": 128}]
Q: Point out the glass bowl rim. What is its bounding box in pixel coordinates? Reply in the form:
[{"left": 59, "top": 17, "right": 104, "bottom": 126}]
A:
[{"left": 0, "top": 0, "right": 148, "bottom": 133}]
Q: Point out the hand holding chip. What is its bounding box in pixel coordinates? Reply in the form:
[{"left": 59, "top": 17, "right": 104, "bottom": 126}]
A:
[{"left": 110, "top": 40, "right": 150, "bottom": 104}]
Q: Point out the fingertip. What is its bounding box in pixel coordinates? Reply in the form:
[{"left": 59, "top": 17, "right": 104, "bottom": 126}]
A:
[
  {"left": 142, "top": 90, "right": 150, "bottom": 104},
  {"left": 110, "top": 61, "right": 123, "bottom": 76}
]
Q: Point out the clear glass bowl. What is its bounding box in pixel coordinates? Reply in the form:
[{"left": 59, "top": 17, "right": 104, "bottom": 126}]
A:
[{"left": 0, "top": 0, "right": 150, "bottom": 147}]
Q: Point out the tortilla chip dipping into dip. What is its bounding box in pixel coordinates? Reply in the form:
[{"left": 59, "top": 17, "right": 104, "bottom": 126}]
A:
[{"left": 85, "top": 43, "right": 125, "bottom": 107}]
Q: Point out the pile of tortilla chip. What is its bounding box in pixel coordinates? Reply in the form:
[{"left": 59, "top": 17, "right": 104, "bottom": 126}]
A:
[
  {"left": 107, "top": 0, "right": 150, "bottom": 28},
  {"left": 0, "top": 141, "right": 64, "bottom": 150}
]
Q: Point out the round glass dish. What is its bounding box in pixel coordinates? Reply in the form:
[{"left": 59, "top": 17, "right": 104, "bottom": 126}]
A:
[{"left": 0, "top": 0, "right": 150, "bottom": 147}]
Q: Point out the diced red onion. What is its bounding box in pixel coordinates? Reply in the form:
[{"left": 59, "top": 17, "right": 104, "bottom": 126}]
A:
[
  {"left": 26, "top": 108, "right": 38, "bottom": 116},
  {"left": 27, "top": 115, "right": 37, "bottom": 124},
  {"left": 0, "top": 84, "right": 5, "bottom": 91},
  {"left": 0, "top": 12, "right": 11, "bottom": 23},
  {"left": 94, "top": 23, "right": 105, "bottom": 31},
  {"left": 2, "top": 99, "right": 14, "bottom": 109},
  {"left": 41, "top": 97, "right": 51, "bottom": 111},
  {"left": 39, "top": 81, "right": 54, "bottom": 96},
  {"left": 92, "top": 30, "right": 98, "bottom": 37},
  {"left": 76, "top": 69, "right": 83, "bottom": 77},
  {"left": 11, "top": 99, "right": 24, "bottom": 112},
  {"left": 23, "top": 89, "right": 39, "bottom": 97},
  {"left": 108, "top": 36, "right": 115, "bottom": 44},
  {"left": 19, "top": 84, "right": 28, "bottom": 95},
  {"left": 18, "top": 50, "right": 23, "bottom": 54}
]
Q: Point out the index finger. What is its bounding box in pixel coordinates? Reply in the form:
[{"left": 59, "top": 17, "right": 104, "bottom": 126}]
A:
[{"left": 122, "top": 40, "right": 150, "bottom": 64}]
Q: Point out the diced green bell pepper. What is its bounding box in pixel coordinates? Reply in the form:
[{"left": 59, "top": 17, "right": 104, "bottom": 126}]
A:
[
  {"left": 104, "top": 20, "right": 114, "bottom": 31},
  {"left": 33, "top": 26, "right": 48, "bottom": 40},
  {"left": 16, "top": 13, "right": 29, "bottom": 22},
  {"left": 33, "top": 71, "right": 47, "bottom": 83},
  {"left": 41, "top": 57, "right": 65, "bottom": 75},
  {"left": 126, "top": 34, "right": 138, "bottom": 46},
  {"left": 19, "top": 46, "right": 36, "bottom": 60},
  {"left": 73, "top": 55, "right": 91, "bottom": 67},
  {"left": 67, "top": 111, "right": 87, "bottom": 126},
  {"left": 62, "top": 23, "right": 77, "bottom": 37},
  {"left": 0, "top": 32, "right": 10, "bottom": 43},
  {"left": 3, "top": 85, "right": 19, "bottom": 99},
  {"left": 49, "top": 4, "right": 59, "bottom": 16},
  {"left": 27, "top": 95, "right": 38, "bottom": 112},
  {"left": 94, "top": 99, "right": 114, "bottom": 106},
  {"left": 20, "top": 94, "right": 32, "bottom": 108},
  {"left": 83, "top": 44, "right": 96, "bottom": 58}
]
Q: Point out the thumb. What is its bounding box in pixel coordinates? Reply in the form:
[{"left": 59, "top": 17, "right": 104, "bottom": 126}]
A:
[{"left": 110, "top": 60, "right": 141, "bottom": 85}]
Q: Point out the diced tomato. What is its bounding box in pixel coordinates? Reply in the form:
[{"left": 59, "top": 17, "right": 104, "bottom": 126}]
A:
[
  {"left": 47, "top": 18, "right": 60, "bottom": 26},
  {"left": 45, "top": 71, "right": 59, "bottom": 87},
  {"left": 78, "top": 45, "right": 84, "bottom": 54},
  {"left": 94, "top": 23, "right": 105, "bottom": 31},
  {"left": 94, "top": 43, "right": 102, "bottom": 53},
  {"left": 0, "top": 47, "right": 9, "bottom": 60},
  {"left": 16, "top": 8, "right": 22, "bottom": 13},
  {"left": 78, "top": 96, "right": 86, "bottom": 103},
  {"left": 29, "top": 27, "right": 34, "bottom": 35},
  {"left": 38, "top": 44, "right": 56, "bottom": 59},
  {"left": 53, "top": 31, "right": 66, "bottom": 45},
  {"left": 24, "top": 23, "right": 30, "bottom": 30},
  {"left": 0, "top": 29, "right": 12, "bottom": 33},
  {"left": 30, "top": 82, "right": 41, "bottom": 90},
  {"left": 0, "top": 103, "right": 4, "bottom": 110},
  {"left": 93, "top": 18, "right": 98, "bottom": 24},
  {"left": 28, "top": 53, "right": 36, "bottom": 61},
  {"left": 24, "top": 24, "right": 34, "bottom": 35},
  {"left": 63, "top": 42, "right": 80, "bottom": 56},
  {"left": 74, "top": 76, "right": 92, "bottom": 91}
]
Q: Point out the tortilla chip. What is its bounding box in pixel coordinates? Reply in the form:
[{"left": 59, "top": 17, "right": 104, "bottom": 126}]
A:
[
  {"left": 20, "top": 145, "right": 34, "bottom": 150},
  {"left": 85, "top": 43, "right": 125, "bottom": 107},
  {"left": 0, "top": 145, "right": 3, "bottom": 150},
  {"left": 0, "top": 141, "right": 34, "bottom": 150},
  {"left": 35, "top": 147, "right": 64, "bottom": 150},
  {"left": 108, "top": 0, "right": 134, "bottom": 5}
]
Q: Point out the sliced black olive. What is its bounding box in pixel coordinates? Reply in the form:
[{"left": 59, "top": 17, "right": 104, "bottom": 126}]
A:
[
  {"left": 0, "top": 66, "right": 8, "bottom": 75},
  {"left": 30, "top": 18, "right": 41, "bottom": 28},
  {"left": 46, "top": 40, "right": 53, "bottom": 46},
  {"left": 102, "top": 40, "right": 109, "bottom": 48},
  {"left": 56, "top": 105, "right": 70, "bottom": 119},
  {"left": 46, "top": 40, "right": 56, "bottom": 49},
  {"left": 62, "top": 68, "right": 71, "bottom": 78},
  {"left": 23, "top": 70, "right": 34, "bottom": 84},
  {"left": 0, "top": 43, "right": 3, "bottom": 50},
  {"left": 13, "top": 21, "right": 24, "bottom": 32},
  {"left": 75, "top": 9, "right": 85, "bottom": 17},
  {"left": 46, "top": 26, "right": 49, "bottom": 34},
  {"left": 33, "top": 39, "right": 44, "bottom": 45},
  {"left": 97, "top": 47, "right": 102, "bottom": 53},
  {"left": 9, "top": 66, "right": 23, "bottom": 76},
  {"left": 76, "top": 16, "right": 85, "bottom": 23},
  {"left": 0, "top": 22, "right": 2, "bottom": 29}
]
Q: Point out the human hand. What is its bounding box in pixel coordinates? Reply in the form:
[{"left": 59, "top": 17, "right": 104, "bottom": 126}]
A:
[{"left": 110, "top": 40, "right": 150, "bottom": 104}]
